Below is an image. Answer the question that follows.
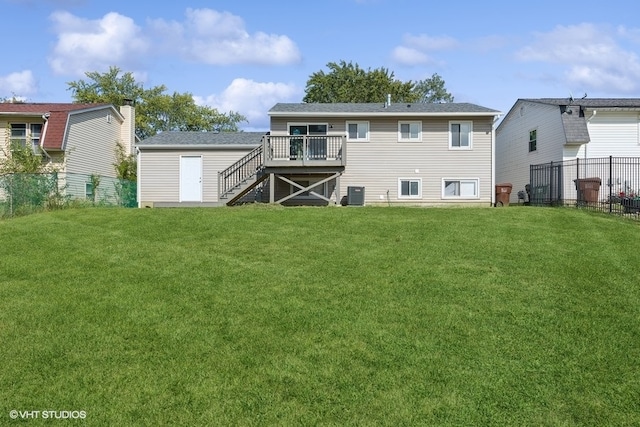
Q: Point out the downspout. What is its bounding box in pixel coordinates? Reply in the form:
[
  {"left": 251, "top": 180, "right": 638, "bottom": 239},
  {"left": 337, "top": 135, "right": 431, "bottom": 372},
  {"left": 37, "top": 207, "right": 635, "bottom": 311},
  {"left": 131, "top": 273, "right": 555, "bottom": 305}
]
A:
[
  {"left": 491, "top": 114, "right": 500, "bottom": 207},
  {"left": 40, "top": 113, "right": 52, "bottom": 162},
  {"left": 136, "top": 146, "right": 141, "bottom": 208},
  {"left": 585, "top": 110, "right": 596, "bottom": 159}
]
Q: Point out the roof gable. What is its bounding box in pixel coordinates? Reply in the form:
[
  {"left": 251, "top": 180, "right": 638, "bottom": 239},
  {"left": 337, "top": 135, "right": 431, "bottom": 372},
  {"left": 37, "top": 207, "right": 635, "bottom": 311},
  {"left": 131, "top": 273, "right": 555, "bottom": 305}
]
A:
[{"left": 0, "top": 103, "right": 117, "bottom": 150}]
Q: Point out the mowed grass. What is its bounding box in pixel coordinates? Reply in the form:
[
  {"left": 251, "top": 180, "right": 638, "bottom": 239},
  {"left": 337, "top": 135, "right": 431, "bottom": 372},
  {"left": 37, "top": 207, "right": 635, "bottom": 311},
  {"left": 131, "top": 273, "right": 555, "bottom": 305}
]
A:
[{"left": 1, "top": 205, "right": 639, "bottom": 426}]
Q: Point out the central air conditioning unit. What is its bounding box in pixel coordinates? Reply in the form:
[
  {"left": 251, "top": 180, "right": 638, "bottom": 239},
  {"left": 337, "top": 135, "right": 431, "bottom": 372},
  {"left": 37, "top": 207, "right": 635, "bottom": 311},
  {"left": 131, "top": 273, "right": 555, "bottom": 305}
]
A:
[{"left": 347, "top": 186, "right": 365, "bottom": 206}]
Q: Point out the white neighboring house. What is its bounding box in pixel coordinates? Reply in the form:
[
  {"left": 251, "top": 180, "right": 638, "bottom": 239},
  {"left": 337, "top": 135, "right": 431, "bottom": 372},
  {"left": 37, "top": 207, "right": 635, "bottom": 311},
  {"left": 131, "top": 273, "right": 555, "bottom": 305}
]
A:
[
  {"left": 496, "top": 98, "right": 640, "bottom": 203},
  {"left": 136, "top": 101, "right": 502, "bottom": 207}
]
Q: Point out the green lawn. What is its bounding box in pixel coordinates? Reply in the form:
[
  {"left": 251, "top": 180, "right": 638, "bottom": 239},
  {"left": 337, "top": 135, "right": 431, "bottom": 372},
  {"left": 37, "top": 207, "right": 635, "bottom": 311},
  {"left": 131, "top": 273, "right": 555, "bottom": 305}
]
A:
[{"left": 1, "top": 205, "right": 639, "bottom": 426}]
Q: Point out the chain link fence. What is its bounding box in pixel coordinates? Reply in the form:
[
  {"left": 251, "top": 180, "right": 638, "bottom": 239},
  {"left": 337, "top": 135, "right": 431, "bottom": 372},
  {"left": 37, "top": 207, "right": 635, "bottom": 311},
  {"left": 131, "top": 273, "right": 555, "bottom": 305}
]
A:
[{"left": 0, "top": 172, "right": 137, "bottom": 218}]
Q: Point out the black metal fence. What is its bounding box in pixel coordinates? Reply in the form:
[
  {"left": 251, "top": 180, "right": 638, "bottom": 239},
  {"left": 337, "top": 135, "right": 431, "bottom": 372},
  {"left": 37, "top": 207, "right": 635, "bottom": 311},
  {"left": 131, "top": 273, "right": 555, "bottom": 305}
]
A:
[{"left": 529, "top": 156, "right": 640, "bottom": 217}]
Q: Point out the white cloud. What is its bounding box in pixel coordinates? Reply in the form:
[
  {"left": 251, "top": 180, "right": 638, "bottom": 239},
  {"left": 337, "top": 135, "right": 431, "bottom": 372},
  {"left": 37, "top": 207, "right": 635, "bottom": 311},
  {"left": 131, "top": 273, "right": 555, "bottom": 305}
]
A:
[
  {"left": 194, "top": 78, "right": 301, "bottom": 130},
  {"left": 0, "top": 70, "right": 37, "bottom": 97},
  {"left": 48, "top": 11, "right": 149, "bottom": 76},
  {"left": 391, "top": 33, "right": 459, "bottom": 66},
  {"left": 149, "top": 8, "right": 301, "bottom": 66},
  {"left": 391, "top": 46, "right": 433, "bottom": 66},
  {"left": 516, "top": 23, "right": 640, "bottom": 92}
]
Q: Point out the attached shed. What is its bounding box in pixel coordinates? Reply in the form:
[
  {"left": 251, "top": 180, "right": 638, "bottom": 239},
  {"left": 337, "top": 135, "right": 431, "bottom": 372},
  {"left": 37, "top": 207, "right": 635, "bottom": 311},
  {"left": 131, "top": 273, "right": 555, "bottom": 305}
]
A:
[{"left": 136, "top": 131, "right": 263, "bottom": 207}]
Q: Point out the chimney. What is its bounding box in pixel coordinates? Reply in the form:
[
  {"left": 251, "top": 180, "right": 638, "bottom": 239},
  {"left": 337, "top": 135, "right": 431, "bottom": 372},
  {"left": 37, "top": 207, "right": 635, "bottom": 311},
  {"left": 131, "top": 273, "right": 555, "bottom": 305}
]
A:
[
  {"left": 387, "top": 94, "right": 391, "bottom": 106},
  {"left": 119, "top": 102, "right": 136, "bottom": 154}
]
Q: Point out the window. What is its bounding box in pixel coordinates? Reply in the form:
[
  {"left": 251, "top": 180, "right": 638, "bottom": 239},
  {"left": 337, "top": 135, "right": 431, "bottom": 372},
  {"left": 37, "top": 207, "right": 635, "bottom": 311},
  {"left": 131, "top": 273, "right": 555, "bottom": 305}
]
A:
[
  {"left": 449, "top": 121, "right": 472, "bottom": 149},
  {"left": 85, "top": 182, "right": 94, "bottom": 200},
  {"left": 347, "top": 121, "right": 369, "bottom": 142},
  {"left": 529, "top": 129, "right": 537, "bottom": 152},
  {"left": 398, "top": 178, "right": 421, "bottom": 199},
  {"left": 442, "top": 179, "right": 479, "bottom": 199},
  {"left": 11, "top": 123, "right": 43, "bottom": 154},
  {"left": 288, "top": 123, "right": 328, "bottom": 159},
  {"left": 398, "top": 121, "right": 422, "bottom": 142}
]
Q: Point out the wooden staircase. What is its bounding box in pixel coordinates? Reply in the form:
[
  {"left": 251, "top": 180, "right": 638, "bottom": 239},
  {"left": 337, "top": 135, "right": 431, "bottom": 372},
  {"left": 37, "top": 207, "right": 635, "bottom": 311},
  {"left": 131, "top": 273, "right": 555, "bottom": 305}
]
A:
[{"left": 218, "top": 145, "right": 266, "bottom": 206}]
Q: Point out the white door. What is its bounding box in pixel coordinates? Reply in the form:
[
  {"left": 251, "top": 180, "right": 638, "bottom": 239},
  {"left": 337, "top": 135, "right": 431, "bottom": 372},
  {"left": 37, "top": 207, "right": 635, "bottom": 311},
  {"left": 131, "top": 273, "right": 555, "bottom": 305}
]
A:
[{"left": 180, "top": 156, "right": 202, "bottom": 202}]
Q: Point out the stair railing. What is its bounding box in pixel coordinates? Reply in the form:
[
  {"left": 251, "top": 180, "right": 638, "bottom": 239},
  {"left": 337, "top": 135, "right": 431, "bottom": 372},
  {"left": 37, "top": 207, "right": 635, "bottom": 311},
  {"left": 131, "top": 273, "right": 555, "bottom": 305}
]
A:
[{"left": 218, "top": 144, "right": 264, "bottom": 200}]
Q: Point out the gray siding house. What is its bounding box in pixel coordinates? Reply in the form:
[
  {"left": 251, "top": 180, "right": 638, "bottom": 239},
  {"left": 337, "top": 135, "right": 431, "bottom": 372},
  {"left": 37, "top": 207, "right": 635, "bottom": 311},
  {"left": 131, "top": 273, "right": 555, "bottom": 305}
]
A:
[
  {"left": 496, "top": 98, "right": 640, "bottom": 204},
  {"left": 0, "top": 102, "right": 136, "bottom": 202},
  {"left": 136, "top": 101, "right": 501, "bottom": 207}
]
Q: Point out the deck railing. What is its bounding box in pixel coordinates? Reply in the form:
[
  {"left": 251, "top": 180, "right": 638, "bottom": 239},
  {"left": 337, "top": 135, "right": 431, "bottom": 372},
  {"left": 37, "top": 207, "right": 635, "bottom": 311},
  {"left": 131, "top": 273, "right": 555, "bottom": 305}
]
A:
[{"left": 264, "top": 135, "right": 346, "bottom": 167}]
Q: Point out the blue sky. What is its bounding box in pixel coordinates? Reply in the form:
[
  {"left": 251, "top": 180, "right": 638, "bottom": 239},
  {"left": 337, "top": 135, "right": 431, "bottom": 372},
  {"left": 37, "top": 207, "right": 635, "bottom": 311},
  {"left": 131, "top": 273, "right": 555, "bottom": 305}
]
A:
[{"left": 1, "top": 0, "right": 640, "bottom": 130}]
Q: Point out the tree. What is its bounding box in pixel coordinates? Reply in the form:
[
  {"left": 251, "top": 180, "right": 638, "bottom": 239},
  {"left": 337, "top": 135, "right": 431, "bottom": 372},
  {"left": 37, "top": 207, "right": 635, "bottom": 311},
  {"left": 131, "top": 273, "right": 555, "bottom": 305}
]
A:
[
  {"left": 303, "top": 61, "right": 454, "bottom": 104},
  {"left": 413, "top": 73, "right": 454, "bottom": 103},
  {"left": 67, "top": 67, "right": 247, "bottom": 140},
  {"left": 303, "top": 61, "right": 419, "bottom": 103},
  {"left": 113, "top": 142, "right": 137, "bottom": 208}
]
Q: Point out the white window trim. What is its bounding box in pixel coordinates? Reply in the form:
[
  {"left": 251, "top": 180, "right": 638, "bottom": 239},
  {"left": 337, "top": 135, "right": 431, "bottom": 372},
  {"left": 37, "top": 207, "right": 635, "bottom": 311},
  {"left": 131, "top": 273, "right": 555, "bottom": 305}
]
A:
[
  {"left": 398, "top": 178, "right": 422, "bottom": 199},
  {"left": 346, "top": 121, "right": 370, "bottom": 142},
  {"left": 10, "top": 122, "right": 43, "bottom": 153},
  {"left": 441, "top": 178, "right": 480, "bottom": 199},
  {"left": 449, "top": 121, "right": 473, "bottom": 150},
  {"left": 398, "top": 121, "right": 422, "bottom": 142},
  {"left": 287, "top": 122, "right": 329, "bottom": 135}
]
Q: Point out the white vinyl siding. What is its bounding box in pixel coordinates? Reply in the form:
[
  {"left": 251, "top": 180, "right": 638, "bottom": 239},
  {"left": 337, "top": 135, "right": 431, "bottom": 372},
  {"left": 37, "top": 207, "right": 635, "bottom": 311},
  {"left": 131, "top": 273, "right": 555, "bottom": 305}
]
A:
[
  {"left": 342, "top": 117, "right": 492, "bottom": 205},
  {"left": 496, "top": 101, "right": 566, "bottom": 204},
  {"left": 270, "top": 114, "right": 495, "bottom": 206},
  {"left": 64, "top": 108, "right": 122, "bottom": 178},
  {"left": 580, "top": 112, "right": 640, "bottom": 158},
  {"left": 138, "top": 148, "right": 253, "bottom": 203}
]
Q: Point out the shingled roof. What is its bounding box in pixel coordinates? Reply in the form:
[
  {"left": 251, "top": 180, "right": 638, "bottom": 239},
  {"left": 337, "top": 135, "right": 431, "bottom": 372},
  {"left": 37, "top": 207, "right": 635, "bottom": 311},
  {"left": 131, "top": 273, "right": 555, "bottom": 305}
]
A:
[
  {"left": 500, "top": 98, "right": 640, "bottom": 145},
  {"left": 269, "top": 102, "right": 500, "bottom": 116},
  {"left": 137, "top": 131, "right": 264, "bottom": 148},
  {"left": 521, "top": 98, "right": 640, "bottom": 109},
  {"left": 0, "top": 103, "right": 117, "bottom": 150}
]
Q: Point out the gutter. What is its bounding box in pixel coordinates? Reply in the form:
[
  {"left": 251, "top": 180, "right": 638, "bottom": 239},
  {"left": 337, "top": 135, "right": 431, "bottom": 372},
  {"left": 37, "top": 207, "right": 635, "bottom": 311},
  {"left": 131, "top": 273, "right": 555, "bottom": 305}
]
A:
[
  {"left": 268, "top": 112, "right": 500, "bottom": 118},
  {"left": 135, "top": 144, "right": 260, "bottom": 150}
]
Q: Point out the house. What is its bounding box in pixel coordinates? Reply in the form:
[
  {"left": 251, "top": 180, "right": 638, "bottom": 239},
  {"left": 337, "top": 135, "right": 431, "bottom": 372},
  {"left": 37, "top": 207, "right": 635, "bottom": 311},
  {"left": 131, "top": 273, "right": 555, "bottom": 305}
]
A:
[
  {"left": 496, "top": 98, "right": 640, "bottom": 204},
  {"left": 0, "top": 101, "right": 136, "bottom": 202},
  {"left": 136, "top": 101, "right": 501, "bottom": 207}
]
